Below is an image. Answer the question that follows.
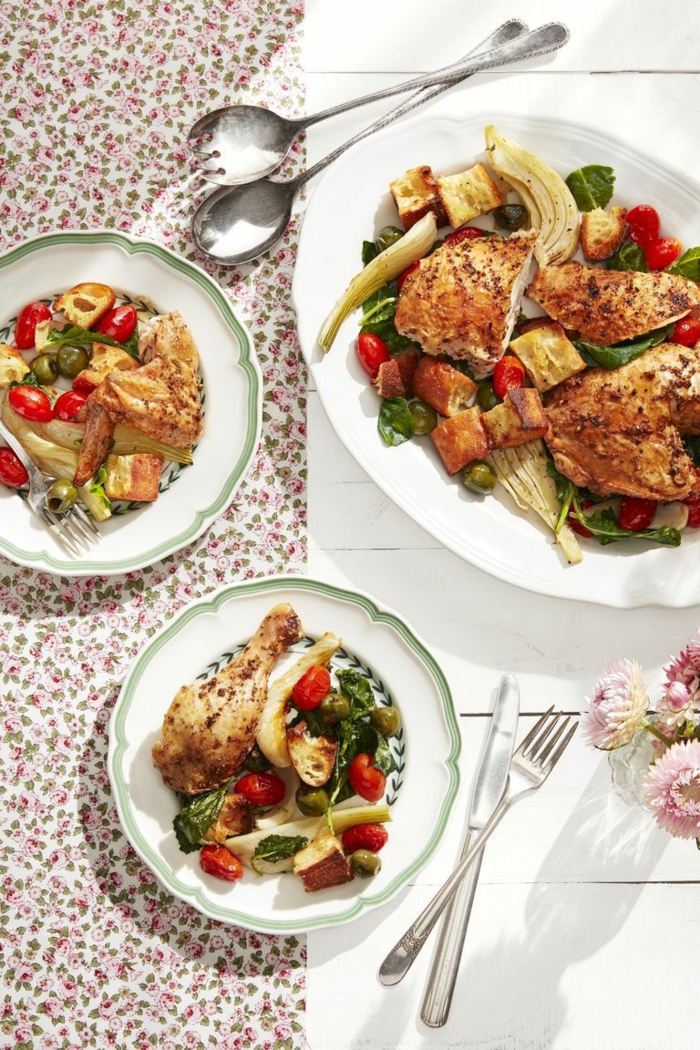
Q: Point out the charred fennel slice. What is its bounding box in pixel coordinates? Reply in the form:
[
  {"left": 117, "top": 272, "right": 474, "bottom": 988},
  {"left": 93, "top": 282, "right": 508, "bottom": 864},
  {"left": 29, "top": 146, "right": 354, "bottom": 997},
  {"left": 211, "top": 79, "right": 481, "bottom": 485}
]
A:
[
  {"left": 318, "top": 212, "right": 437, "bottom": 352},
  {"left": 484, "top": 125, "right": 580, "bottom": 267}
]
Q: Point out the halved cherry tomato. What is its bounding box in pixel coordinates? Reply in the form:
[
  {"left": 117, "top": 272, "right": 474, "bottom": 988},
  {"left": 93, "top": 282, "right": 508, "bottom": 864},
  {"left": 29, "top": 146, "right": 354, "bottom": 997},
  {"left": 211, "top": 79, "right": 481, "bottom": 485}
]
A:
[
  {"left": 97, "top": 304, "right": 138, "bottom": 343},
  {"left": 618, "top": 497, "right": 656, "bottom": 531},
  {"left": 15, "top": 301, "right": 52, "bottom": 350},
  {"left": 0, "top": 447, "right": 29, "bottom": 488},
  {"left": 645, "top": 237, "right": 683, "bottom": 271},
  {"left": 685, "top": 499, "right": 700, "bottom": 528},
  {"left": 199, "top": 844, "right": 244, "bottom": 882},
  {"left": 673, "top": 315, "right": 700, "bottom": 348},
  {"left": 567, "top": 499, "right": 593, "bottom": 538},
  {"left": 8, "top": 385, "right": 54, "bottom": 422},
  {"left": 356, "top": 332, "right": 390, "bottom": 380},
  {"left": 348, "top": 754, "right": 386, "bottom": 803},
  {"left": 396, "top": 260, "right": 420, "bottom": 292},
  {"left": 445, "top": 226, "right": 488, "bottom": 245},
  {"left": 493, "top": 356, "right": 525, "bottom": 400},
  {"left": 292, "top": 665, "right": 331, "bottom": 711},
  {"left": 626, "top": 205, "right": 660, "bottom": 247},
  {"left": 341, "top": 823, "right": 388, "bottom": 854},
  {"left": 54, "top": 390, "right": 88, "bottom": 422},
  {"left": 235, "top": 772, "right": 286, "bottom": 809}
]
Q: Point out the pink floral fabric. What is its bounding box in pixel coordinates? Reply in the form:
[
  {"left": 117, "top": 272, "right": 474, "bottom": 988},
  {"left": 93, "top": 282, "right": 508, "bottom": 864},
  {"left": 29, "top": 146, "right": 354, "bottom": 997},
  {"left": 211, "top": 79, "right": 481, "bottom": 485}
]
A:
[{"left": 1, "top": 2, "right": 307, "bottom": 1047}]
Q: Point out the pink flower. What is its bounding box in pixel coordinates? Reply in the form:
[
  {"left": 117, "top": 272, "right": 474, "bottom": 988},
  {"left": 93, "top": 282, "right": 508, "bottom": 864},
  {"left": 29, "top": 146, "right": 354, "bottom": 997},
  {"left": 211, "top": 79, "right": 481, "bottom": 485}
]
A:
[
  {"left": 584, "top": 658, "right": 649, "bottom": 750},
  {"left": 646, "top": 739, "right": 700, "bottom": 838},
  {"left": 659, "top": 630, "right": 700, "bottom": 723}
]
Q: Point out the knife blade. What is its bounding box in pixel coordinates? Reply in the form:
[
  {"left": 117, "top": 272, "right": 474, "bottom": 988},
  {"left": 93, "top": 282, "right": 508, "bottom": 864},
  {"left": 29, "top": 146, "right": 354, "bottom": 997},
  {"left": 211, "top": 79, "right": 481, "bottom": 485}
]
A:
[{"left": 420, "top": 673, "right": 520, "bottom": 1028}]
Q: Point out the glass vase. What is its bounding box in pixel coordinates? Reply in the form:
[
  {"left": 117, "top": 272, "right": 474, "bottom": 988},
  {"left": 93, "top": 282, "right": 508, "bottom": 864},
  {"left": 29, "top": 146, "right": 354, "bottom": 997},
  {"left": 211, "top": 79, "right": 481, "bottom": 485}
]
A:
[{"left": 607, "top": 729, "right": 654, "bottom": 808}]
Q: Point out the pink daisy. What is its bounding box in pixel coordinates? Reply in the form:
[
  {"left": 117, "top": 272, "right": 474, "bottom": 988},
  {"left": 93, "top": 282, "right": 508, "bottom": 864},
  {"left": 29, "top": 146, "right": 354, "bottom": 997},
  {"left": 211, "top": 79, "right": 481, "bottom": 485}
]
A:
[
  {"left": 584, "top": 658, "right": 649, "bottom": 750},
  {"left": 646, "top": 738, "right": 700, "bottom": 838},
  {"left": 659, "top": 630, "right": 700, "bottom": 724}
]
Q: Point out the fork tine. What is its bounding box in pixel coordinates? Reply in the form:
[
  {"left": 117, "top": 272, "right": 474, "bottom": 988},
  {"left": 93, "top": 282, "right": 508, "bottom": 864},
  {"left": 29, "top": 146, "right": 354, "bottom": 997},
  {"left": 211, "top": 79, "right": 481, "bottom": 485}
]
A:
[
  {"left": 72, "top": 504, "right": 100, "bottom": 538},
  {"left": 544, "top": 721, "right": 579, "bottom": 772},
  {"left": 57, "top": 511, "right": 91, "bottom": 552},
  {"left": 536, "top": 715, "right": 571, "bottom": 765},
  {"left": 515, "top": 706, "right": 554, "bottom": 756},
  {"left": 68, "top": 508, "right": 97, "bottom": 546},
  {"left": 42, "top": 509, "right": 81, "bottom": 555}
]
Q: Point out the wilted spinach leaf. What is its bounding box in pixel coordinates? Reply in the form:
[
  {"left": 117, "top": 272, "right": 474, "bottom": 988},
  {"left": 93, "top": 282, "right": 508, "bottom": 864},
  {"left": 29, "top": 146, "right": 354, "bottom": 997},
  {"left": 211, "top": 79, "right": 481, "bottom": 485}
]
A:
[
  {"left": 173, "top": 785, "right": 227, "bottom": 854},
  {"left": 668, "top": 246, "right": 700, "bottom": 281},
  {"left": 378, "top": 397, "right": 415, "bottom": 446},
  {"left": 606, "top": 241, "right": 648, "bottom": 273},
  {"left": 571, "top": 497, "right": 681, "bottom": 547},
  {"left": 573, "top": 325, "right": 671, "bottom": 370},
  {"left": 251, "top": 834, "right": 308, "bottom": 874},
  {"left": 336, "top": 669, "right": 376, "bottom": 718},
  {"left": 565, "top": 165, "right": 615, "bottom": 211},
  {"left": 362, "top": 240, "right": 379, "bottom": 266}
]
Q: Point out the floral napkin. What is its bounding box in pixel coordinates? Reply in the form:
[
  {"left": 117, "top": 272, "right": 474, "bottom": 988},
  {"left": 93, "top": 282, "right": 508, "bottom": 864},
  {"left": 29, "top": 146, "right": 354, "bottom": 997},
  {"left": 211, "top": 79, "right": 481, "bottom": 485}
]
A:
[{"left": 1, "top": 2, "right": 308, "bottom": 1047}]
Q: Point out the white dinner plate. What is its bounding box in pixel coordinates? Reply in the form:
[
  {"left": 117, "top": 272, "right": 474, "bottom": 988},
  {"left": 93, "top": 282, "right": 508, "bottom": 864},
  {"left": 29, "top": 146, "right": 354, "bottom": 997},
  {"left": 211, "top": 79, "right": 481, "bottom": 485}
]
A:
[
  {"left": 108, "top": 575, "right": 460, "bottom": 934},
  {"left": 293, "top": 112, "right": 700, "bottom": 608},
  {"left": 0, "top": 231, "right": 261, "bottom": 575}
]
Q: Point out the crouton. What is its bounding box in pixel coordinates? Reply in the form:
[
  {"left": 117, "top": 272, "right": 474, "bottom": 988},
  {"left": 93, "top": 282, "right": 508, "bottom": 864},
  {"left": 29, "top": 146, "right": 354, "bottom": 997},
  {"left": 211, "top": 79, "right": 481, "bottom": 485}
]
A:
[
  {"left": 287, "top": 720, "right": 338, "bottom": 787},
  {"left": 375, "top": 352, "right": 420, "bottom": 399},
  {"left": 430, "top": 407, "right": 490, "bottom": 474},
  {"left": 54, "top": 282, "right": 116, "bottom": 329},
  {"left": 389, "top": 166, "right": 447, "bottom": 230},
  {"left": 437, "top": 163, "right": 503, "bottom": 229},
  {"left": 0, "top": 344, "right": 30, "bottom": 387},
  {"left": 517, "top": 316, "right": 552, "bottom": 335},
  {"left": 413, "top": 358, "right": 477, "bottom": 417},
  {"left": 482, "top": 388, "right": 549, "bottom": 449},
  {"left": 509, "top": 322, "right": 587, "bottom": 393},
  {"left": 293, "top": 833, "right": 353, "bottom": 893},
  {"left": 72, "top": 342, "right": 139, "bottom": 393},
  {"left": 102, "top": 453, "right": 163, "bottom": 502},
  {"left": 202, "top": 793, "right": 254, "bottom": 844},
  {"left": 580, "top": 206, "right": 627, "bottom": 261}
]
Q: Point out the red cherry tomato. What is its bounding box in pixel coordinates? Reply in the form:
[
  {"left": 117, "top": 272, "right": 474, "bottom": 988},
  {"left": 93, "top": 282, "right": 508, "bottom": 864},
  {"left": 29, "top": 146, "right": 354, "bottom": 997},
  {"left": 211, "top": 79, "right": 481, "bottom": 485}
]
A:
[
  {"left": 618, "top": 497, "right": 656, "bottom": 531},
  {"left": 292, "top": 665, "right": 331, "bottom": 711},
  {"left": 492, "top": 356, "right": 525, "bottom": 400},
  {"left": 54, "top": 390, "right": 88, "bottom": 422},
  {"left": 15, "top": 301, "right": 52, "bottom": 350},
  {"left": 96, "top": 304, "right": 138, "bottom": 343},
  {"left": 8, "top": 385, "right": 54, "bottom": 422},
  {"left": 445, "top": 226, "right": 488, "bottom": 245},
  {"left": 356, "top": 332, "right": 390, "bottom": 380},
  {"left": 645, "top": 237, "right": 683, "bottom": 271},
  {"left": 199, "top": 844, "right": 244, "bottom": 882},
  {"left": 567, "top": 499, "right": 593, "bottom": 538},
  {"left": 0, "top": 447, "right": 29, "bottom": 488},
  {"left": 673, "top": 316, "right": 700, "bottom": 348},
  {"left": 626, "top": 205, "right": 660, "bottom": 247},
  {"left": 341, "top": 823, "right": 388, "bottom": 854},
  {"left": 235, "top": 772, "right": 286, "bottom": 809},
  {"left": 685, "top": 499, "right": 700, "bottom": 528},
  {"left": 348, "top": 754, "right": 386, "bottom": 803},
  {"left": 396, "top": 260, "right": 420, "bottom": 292}
]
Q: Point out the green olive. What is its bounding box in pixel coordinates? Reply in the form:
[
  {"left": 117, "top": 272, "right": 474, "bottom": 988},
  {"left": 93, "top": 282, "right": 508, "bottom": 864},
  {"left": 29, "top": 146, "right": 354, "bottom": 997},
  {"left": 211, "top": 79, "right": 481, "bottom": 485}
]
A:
[
  {"left": 30, "top": 353, "right": 58, "bottom": 385},
  {"left": 47, "top": 478, "right": 78, "bottom": 513},
  {"left": 477, "top": 380, "right": 500, "bottom": 411},
  {"left": 375, "top": 225, "right": 404, "bottom": 253},
  {"left": 494, "top": 204, "right": 529, "bottom": 231},
  {"left": 370, "top": 705, "right": 401, "bottom": 738},
  {"left": 56, "top": 344, "right": 90, "bottom": 379},
  {"left": 349, "top": 849, "right": 382, "bottom": 879},
  {"left": 409, "top": 400, "right": 437, "bottom": 435},
  {"left": 296, "top": 786, "right": 329, "bottom": 817},
  {"left": 319, "top": 692, "right": 350, "bottom": 728},
  {"left": 460, "top": 460, "right": 497, "bottom": 495},
  {"left": 244, "top": 745, "right": 272, "bottom": 773}
]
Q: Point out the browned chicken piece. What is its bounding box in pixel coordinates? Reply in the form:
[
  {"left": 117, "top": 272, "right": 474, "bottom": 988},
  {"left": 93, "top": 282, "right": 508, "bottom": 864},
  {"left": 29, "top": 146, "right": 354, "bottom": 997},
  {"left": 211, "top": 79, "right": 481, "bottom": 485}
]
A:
[
  {"left": 528, "top": 262, "right": 700, "bottom": 346},
  {"left": 546, "top": 343, "right": 700, "bottom": 501},
  {"left": 395, "top": 230, "right": 537, "bottom": 378},
  {"left": 152, "top": 604, "right": 304, "bottom": 795}
]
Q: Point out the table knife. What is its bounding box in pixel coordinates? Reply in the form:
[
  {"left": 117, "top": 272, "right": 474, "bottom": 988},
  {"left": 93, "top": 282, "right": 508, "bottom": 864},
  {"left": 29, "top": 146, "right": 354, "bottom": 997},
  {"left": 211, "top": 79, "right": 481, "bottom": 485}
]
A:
[{"left": 420, "top": 673, "right": 520, "bottom": 1027}]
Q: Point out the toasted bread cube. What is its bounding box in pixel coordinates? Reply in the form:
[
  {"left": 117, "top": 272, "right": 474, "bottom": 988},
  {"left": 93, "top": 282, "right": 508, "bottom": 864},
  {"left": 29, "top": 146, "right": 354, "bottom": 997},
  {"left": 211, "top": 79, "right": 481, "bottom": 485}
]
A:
[
  {"left": 103, "top": 454, "right": 163, "bottom": 502},
  {"left": 54, "top": 282, "right": 116, "bottom": 328},
  {"left": 413, "top": 358, "right": 477, "bottom": 417},
  {"left": 72, "top": 342, "right": 139, "bottom": 393},
  {"left": 482, "top": 388, "right": 548, "bottom": 449},
  {"left": 0, "top": 344, "right": 30, "bottom": 387},
  {"left": 293, "top": 833, "right": 353, "bottom": 893},
  {"left": 517, "top": 316, "right": 551, "bottom": 335},
  {"left": 389, "top": 166, "right": 447, "bottom": 230},
  {"left": 287, "top": 720, "right": 338, "bottom": 787},
  {"left": 437, "top": 163, "right": 503, "bottom": 229},
  {"left": 430, "top": 407, "right": 490, "bottom": 474},
  {"left": 203, "top": 793, "right": 254, "bottom": 844},
  {"left": 581, "top": 206, "right": 627, "bottom": 262},
  {"left": 375, "top": 352, "right": 420, "bottom": 399},
  {"left": 509, "top": 323, "right": 587, "bottom": 393}
]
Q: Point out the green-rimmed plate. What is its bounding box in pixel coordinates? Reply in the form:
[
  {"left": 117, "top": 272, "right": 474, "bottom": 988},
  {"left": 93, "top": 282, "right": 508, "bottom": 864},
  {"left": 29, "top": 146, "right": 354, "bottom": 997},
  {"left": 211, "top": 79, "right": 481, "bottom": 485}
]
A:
[
  {"left": 0, "top": 231, "right": 260, "bottom": 575},
  {"left": 108, "top": 575, "right": 460, "bottom": 934}
]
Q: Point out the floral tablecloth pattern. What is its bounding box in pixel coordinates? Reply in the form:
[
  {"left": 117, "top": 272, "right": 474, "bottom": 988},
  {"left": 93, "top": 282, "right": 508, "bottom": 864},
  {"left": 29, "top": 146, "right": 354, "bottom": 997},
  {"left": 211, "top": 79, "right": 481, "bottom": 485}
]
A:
[{"left": 1, "top": 2, "right": 308, "bottom": 1047}]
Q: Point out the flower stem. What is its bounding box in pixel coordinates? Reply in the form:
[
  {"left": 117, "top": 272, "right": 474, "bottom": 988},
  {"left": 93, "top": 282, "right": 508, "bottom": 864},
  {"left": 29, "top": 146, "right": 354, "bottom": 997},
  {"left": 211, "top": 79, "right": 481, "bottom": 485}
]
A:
[{"left": 642, "top": 718, "right": 671, "bottom": 747}]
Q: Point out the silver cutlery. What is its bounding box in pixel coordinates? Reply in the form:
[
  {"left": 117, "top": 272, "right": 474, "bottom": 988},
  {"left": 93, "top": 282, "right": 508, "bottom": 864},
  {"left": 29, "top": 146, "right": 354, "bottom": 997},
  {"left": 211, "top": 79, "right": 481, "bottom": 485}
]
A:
[
  {"left": 421, "top": 673, "right": 520, "bottom": 1027},
  {"left": 191, "top": 22, "right": 570, "bottom": 267},
  {"left": 379, "top": 706, "right": 579, "bottom": 987}
]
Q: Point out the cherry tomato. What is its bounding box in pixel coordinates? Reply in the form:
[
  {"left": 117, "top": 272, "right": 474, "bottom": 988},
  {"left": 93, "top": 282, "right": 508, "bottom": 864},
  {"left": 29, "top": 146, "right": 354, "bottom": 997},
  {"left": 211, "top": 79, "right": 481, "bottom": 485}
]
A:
[
  {"left": 685, "top": 499, "right": 700, "bottom": 528},
  {"left": 645, "top": 237, "right": 683, "bottom": 271},
  {"left": 673, "top": 315, "right": 700, "bottom": 348},
  {"left": 567, "top": 499, "right": 593, "bottom": 538},
  {"left": 356, "top": 333, "right": 390, "bottom": 380},
  {"left": 235, "top": 772, "right": 286, "bottom": 809},
  {"left": 199, "top": 844, "right": 244, "bottom": 882},
  {"left": 396, "top": 260, "right": 420, "bottom": 292},
  {"left": 15, "top": 301, "right": 52, "bottom": 350},
  {"left": 96, "top": 304, "right": 138, "bottom": 343},
  {"left": 618, "top": 497, "right": 656, "bottom": 531},
  {"left": 0, "top": 447, "right": 29, "bottom": 488},
  {"left": 445, "top": 226, "right": 488, "bottom": 245},
  {"left": 54, "top": 390, "right": 88, "bottom": 423},
  {"left": 348, "top": 754, "right": 386, "bottom": 803},
  {"left": 292, "top": 665, "right": 331, "bottom": 711},
  {"left": 8, "top": 385, "right": 54, "bottom": 422},
  {"left": 492, "top": 356, "right": 525, "bottom": 400},
  {"left": 626, "top": 205, "right": 660, "bottom": 247},
  {"left": 341, "top": 823, "right": 388, "bottom": 854}
]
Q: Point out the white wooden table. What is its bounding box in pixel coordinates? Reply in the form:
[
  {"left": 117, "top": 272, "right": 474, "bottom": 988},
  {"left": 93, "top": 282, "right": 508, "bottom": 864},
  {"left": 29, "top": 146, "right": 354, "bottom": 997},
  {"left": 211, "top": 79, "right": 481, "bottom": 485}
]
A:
[{"left": 302, "top": 3, "right": 700, "bottom": 1047}]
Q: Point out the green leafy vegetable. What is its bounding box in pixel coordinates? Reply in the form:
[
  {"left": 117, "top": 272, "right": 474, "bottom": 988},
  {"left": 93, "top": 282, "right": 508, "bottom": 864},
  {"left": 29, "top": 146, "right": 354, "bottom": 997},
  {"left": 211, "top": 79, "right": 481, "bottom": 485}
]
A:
[
  {"left": 46, "top": 324, "right": 140, "bottom": 361},
  {"left": 668, "top": 246, "right": 700, "bottom": 281},
  {"left": 565, "top": 165, "right": 615, "bottom": 212},
  {"left": 251, "top": 834, "right": 308, "bottom": 874},
  {"left": 89, "top": 464, "right": 112, "bottom": 515},
  {"left": 336, "top": 669, "right": 376, "bottom": 718},
  {"left": 606, "top": 241, "right": 648, "bottom": 273},
  {"left": 173, "top": 785, "right": 227, "bottom": 854},
  {"left": 546, "top": 460, "right": 577, "bottom": 533},
  {"left": 571, "top": 495, "right": 681, "bottom": 547},
  {"left": 573, "top": 326, "right": 671, "bottom": 370},
  {"left": 325, "top": 670, "right": 386, "bottom": 811},
  {"left": 9, "top": 371, "right": 40, "bottom": 389},
  {"left": 362, "top": 240, "right": 380, "bottom": 267},
  {"left": 684, "top": 435, "right": 700, "bottom": 466},
  {"left": 378, "top": 397, "right": 415, "bottom": 447}
]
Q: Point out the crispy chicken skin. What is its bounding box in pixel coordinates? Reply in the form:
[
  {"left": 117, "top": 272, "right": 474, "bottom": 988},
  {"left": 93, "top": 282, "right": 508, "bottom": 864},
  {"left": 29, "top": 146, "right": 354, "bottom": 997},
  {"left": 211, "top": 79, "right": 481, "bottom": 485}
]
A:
[
  {"left": 546, "top": 343, "right": 700, "bottom": 501},
  {"left": 395, "top": 230, "right": 537, "bottom": 378},
  {"left": 528, "top": 262, "right": 700, "bottom": 345},
  {"left": 152, "top": 604, "right": 304, "bottom": 795}
]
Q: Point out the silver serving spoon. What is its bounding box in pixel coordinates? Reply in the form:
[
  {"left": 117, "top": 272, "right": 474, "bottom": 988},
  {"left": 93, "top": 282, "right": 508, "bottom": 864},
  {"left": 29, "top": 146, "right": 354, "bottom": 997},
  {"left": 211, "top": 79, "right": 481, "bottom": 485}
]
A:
[{"left": 191, "top": 23, "right": 569, "bottom": 268}]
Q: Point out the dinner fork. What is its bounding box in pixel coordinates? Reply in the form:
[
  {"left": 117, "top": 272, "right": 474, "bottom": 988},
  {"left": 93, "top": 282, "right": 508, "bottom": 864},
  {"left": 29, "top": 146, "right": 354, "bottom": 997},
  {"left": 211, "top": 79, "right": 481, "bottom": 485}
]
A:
[
  {"left": 378, "top": 707, "right": 579, "bottom": 986},
  {"left": 0, "top": 418, "right": 99, "bottom": 555}
]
